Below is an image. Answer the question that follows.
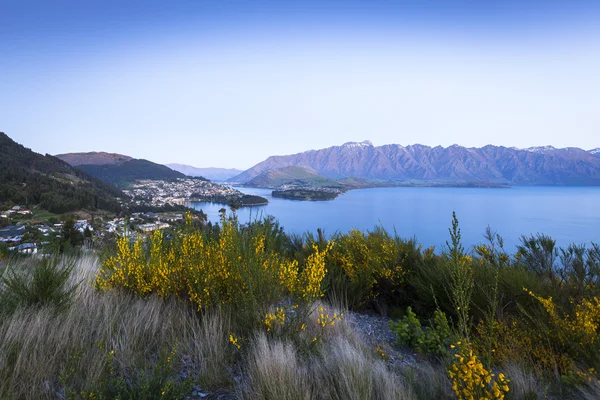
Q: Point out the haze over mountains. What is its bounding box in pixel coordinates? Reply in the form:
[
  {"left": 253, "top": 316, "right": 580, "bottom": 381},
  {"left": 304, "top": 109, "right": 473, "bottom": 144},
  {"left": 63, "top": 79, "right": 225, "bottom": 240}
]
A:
[
  {"left": 232, "top": 141, "right": 600, "bottom": 186},
  {"left": 165, "top": 164, "right": 242, "bottom": 181}
]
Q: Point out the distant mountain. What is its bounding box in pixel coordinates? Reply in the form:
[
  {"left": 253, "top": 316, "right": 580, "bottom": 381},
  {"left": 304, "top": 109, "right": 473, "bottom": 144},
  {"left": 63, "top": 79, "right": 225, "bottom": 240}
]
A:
[
  {"left": 590, "top": 148, "right": 600, "bottom": 158},
  {"left": 232, "top": 141, "right": 600, "bottom": 186},
  {"left": 57, "top": 152, "right": 186, "bottom": 187},
  {"left": 165, "top": 164, "right": 242, "bottom": 181},
  {"left": 0, "top": 132, "right": 123, "bottom": 214}
]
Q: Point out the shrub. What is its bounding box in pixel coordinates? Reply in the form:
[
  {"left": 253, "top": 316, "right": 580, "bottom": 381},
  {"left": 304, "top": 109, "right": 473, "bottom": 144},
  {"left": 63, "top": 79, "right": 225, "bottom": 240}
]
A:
[
  {"left": 326, "top": 227, "right": 412, "bottom": 310},
  {"left": 448, "top": 341, "right": 510, "bottom": 400},
  {"left": 525, "top": 288, "right": 600, "bottom": 373},
  {"left": 390, "top": 306, "right": 455, "bottom": 357},
  {"left": 0, "top": 256, "right": 78, "bottom": 315},
  {"left": 62, "top": 343, "right": 193, "bottom": 400},
  {"left": 96, "top": 215, "right": 333, "bottom": 331}
]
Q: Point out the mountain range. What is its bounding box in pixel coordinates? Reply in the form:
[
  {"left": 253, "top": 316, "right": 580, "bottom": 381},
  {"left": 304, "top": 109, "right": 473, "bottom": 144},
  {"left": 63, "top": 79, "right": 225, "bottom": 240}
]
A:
[
  {"left": 232, "top": 141, "right": 600, "bottom": 186},
  {"left": 165, "top": 164, "right": 242, "bottom": 181},
  {"left": 0, "top": 133, "right": 123, "bottom": 214},
  {"left": 56, "top": 152, "right": 186, "bottom": 187}
]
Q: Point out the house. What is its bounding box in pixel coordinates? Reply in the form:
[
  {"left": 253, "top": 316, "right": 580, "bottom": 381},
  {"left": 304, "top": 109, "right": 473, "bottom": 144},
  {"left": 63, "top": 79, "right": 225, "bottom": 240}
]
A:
[
  {"left": 161, "top": 214, "right": 183, "bottom": 222},
  {"left": 155, "top": 222, "right": 170, "bottom": 230},
  {"left": 37, "top": 225, "right": 55, "bottom": 235},
  {"left": 9, "top": 243, "right": 38, "bottom": 254},
  {"left": 138, "top": 223, "right": 158, "bottom": 232},
  {"left": 74, "top": 220, "right": 93, "bottom": 233},
  {"left": 138, "top": 222, "right": 170, "bottom": 232},
  {"left": 0, "top": 225, "right": 26, "bottom": 240}
]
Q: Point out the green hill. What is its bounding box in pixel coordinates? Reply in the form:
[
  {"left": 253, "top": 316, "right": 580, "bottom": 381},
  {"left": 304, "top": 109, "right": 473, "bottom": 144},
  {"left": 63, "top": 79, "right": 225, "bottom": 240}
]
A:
[
  {"left": 0, "top": 132, "right": 124, "bottom": 214},
  {"left": 247, "top": 166, "right": 345, "bottom": 189},
  {"left": 56, "top": 153, "right": 189, "bottom": 187}
]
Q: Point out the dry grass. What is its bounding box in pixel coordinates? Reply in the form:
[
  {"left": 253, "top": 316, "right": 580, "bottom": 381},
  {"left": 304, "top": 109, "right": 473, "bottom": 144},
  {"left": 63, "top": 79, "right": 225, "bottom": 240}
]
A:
[
  {"left": 2, "top": 254, "right": 584, "bottom": 400},
  {"left": 239, "top": 333, "right": 313, "bottom": 400},
  {"left": 398, "top": 362, "right": 454, "bottom": 400},
  {"left": 502, "top": 363, "right": 549, "bottom": 400},
  {"left": 319, "top": 338, "right": 412, "bottom": 400},
  {"left": 579, "top": 380, "right": 600, "bottom": 400},
  {"left": 0, "top": 255, "right": 231, "bottom": 399},
  {"left": 237, "top": 303, "right": 412, "bottom": 400}
]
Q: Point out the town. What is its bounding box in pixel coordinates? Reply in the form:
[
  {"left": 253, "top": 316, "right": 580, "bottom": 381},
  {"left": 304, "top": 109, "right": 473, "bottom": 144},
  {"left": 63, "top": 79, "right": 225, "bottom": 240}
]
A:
[
  {"left": 0, "top": 203, "right": 198, "bottom": 256},
  {"left": 0, "top": 178, "right": 268, "bottom": 257},
  {"left": 123, "top": 178, "right": 263, "bottom": 207}
]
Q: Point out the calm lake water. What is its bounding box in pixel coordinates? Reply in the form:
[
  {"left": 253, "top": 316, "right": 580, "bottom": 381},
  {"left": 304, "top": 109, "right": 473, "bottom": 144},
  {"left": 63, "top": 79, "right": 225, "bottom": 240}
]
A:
[{"left": 190, "top": 186, "right": 600, "bottom": 252}]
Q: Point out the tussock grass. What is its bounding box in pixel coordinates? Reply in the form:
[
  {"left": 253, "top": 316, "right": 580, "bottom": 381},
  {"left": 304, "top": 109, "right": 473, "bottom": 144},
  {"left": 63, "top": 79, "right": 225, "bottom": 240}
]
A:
[
  {"left": 579, "top": 380, "right": 600, "bottom": 400},
  {"left": 501, "top": 363, "right": 550, "bottom": 400},
  {"left": 0, "top": 255, "right": 230, "bottom": 399},
  {"left": 398, "top": 362, "right": 454, "bottom": 400},
  {"left": 319, "top": 338, "right": 411, "bottom": 400},
  {"left": 239, "top": 333, "right": 313, "bottom": 400},
  {"left": 237, "top": 305, "right": 412, "bottom": 400}
]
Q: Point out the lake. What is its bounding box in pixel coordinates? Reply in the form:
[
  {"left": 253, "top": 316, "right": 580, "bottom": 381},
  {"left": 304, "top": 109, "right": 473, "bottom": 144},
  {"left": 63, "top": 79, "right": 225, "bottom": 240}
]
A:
[{"left": 190, "top": 186, "right": 600, "bottom": 253}]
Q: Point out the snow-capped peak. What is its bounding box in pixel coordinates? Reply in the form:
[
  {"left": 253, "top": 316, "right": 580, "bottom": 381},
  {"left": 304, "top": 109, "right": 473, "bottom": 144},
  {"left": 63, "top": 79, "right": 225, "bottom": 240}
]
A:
[
  {"left": 525, "top": 145, "right": 556, "bottom": 154},
  {"left": 589, "top": 148, "right": 600, "bottom": 155},
  {"left": 342, "top": 140, "right": 374, "bottom": 148}
]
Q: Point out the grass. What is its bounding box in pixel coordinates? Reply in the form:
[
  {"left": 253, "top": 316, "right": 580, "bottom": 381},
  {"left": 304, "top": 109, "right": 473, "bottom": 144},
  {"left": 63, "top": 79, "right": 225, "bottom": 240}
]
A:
[
  {"left": 0, "top": 255, "right": 456, "bottom": 399},
  {"left": 0, "top": 256, "right": 226, "bottom": 399},
  {"left": 1, "top": 213, "right": 599, "bottom": 399}
]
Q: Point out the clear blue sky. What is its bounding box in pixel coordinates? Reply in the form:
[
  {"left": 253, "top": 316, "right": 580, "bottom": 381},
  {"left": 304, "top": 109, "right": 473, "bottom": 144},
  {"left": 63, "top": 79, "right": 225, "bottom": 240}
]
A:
[{"left": 1, "top": 0, "right": 599, "bottom": 169}]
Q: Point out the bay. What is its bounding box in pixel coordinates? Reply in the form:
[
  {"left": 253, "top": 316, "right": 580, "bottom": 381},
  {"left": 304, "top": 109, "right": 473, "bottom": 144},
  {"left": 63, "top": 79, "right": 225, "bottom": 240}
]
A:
[{"left": 190, "top": 186, "right": 600, "bottom": 252}]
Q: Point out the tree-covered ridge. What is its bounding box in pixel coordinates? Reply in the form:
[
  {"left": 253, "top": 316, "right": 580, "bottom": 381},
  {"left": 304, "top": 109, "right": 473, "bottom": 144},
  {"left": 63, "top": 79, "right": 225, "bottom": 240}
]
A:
[
  {"left": 61, "top": 157, "right": 187, "bottom": 188},
  {"left": 0, "top": 132, "right": 123, "bottom": 214}
]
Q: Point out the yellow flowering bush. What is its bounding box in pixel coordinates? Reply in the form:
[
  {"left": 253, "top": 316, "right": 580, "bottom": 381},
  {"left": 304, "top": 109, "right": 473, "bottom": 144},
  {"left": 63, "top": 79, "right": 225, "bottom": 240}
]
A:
[
  {"left": 525, "top": 288, "right": 600, "bottom": 372},
  {"left": 96, "top": 215, "right": 333, "bottom": 315},
  {"left": 327, "top": 227, "right": 407, "bottom": 308},
  {"left": 448, "top": 342, "right": 510, "bottom": 400}
]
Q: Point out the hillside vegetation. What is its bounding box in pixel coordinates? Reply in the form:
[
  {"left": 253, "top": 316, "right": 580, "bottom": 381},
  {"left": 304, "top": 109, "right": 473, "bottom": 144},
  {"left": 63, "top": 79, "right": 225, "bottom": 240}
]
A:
[
  {"left": 0, "top": 132, "right": 123, "bottom": 214},
  {"left": 247, "top": 166, "right": 345, "bottom": 189},
  {"left": 1, "top": 213, "right": 599, "bottom": 399},
  {"left": 56, "top": 153, "right": 188, "bottom": 188}
]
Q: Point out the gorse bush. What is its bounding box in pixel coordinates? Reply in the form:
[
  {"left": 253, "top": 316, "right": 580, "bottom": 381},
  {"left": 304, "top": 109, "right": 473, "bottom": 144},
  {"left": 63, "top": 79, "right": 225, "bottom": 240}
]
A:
[
  {"left": 0, "top": 256, "right": 78, "bottom": 315},
  {"left": 88, "top": 211, "right": 600, "bottom": 398},
  {"left": 326, "top": 227, "right": 419, "bottom": 310},
  {"left": 96, "top": 214, "right": 332, "bottom": 330},
  {"left": 448, "top": 341, "right": 510, "bottom": 400}
]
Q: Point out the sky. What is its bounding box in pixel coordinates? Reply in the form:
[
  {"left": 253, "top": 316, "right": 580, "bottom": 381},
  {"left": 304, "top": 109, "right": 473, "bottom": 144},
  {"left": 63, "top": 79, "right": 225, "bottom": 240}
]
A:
[{"left": 1, "top": 0, "right": 599, "bottom": 170}]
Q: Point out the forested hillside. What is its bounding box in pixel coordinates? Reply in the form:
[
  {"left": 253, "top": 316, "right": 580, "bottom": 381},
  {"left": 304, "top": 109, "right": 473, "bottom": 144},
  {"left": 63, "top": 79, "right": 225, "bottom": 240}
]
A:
[
  {"left": 57, "top": 153, "right": 187, "bottom": 187},
  {"left": 0, "top": 132, "right": 123, "bottom": 214}
]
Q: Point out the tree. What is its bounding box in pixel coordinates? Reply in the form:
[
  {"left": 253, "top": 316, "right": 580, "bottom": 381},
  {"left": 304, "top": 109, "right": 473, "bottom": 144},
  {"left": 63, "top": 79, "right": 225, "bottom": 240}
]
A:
[{"left": 61, "top": 219, "right": 83, "bottom": 249}]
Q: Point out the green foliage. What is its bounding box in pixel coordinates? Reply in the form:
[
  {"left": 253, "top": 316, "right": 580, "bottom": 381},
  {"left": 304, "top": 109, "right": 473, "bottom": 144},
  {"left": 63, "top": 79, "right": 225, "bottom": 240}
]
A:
[
  {"left": 0, "top": 132, "right": 123, "bottom": 214},
  {"left": 0, "top": 257, "right": 78, "bottom": 314},
  {"left": 517, "top": 233, "right": 558, "bottom": 280},
  {"left": 60, "top": 219, "right": 84, "bottom": 251},
  {"left": 96, "top": 214, "right": 333, "bottom": 334},
  {"left": 77, "top": 159, "right": 187, "bottom": 188},
  {"left": 272, "top": 189, "right": 340, "bottom": 201},
  {"left": 446, "top": 212, "right": 474, "bottom": 340},
  {"left": 390, "top": 307, "right": 455, "bottom": 357},
  {"left": 0, "top": 243, "right": 8, "bottom": 260},
  {"left": 61, "top": 344, "right": 193, "bottom": 400},
  {"left": 325, "top": 226, "right": 421, "bottom": 310}
]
